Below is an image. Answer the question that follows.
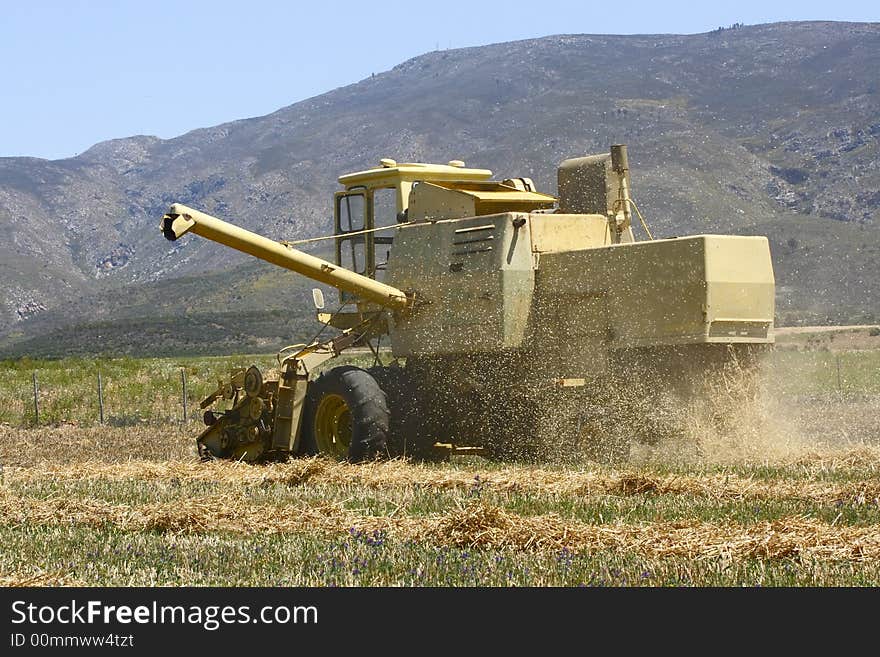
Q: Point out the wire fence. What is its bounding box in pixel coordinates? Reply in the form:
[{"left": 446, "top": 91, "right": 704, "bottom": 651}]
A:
[
  {"left": 18, "top": 367, "right": 197, "bottom": 428},
  {"left": 2, "top": 351, "right": 876, "bottom": 429},
  {"left": 0, "top": 352, "right": 375, "bottom": 429},
  {"left": 0, "top": 353, "right": 281, "bottom": 427}
]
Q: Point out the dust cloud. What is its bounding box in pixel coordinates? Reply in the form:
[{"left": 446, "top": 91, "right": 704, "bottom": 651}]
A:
[{"left": 534, "top": 348, "right": 880, "bottom": 468}]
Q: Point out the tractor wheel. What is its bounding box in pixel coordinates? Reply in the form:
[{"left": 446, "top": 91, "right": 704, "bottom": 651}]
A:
[
  {"left": 303, "top": 366, "right": 390, "bottom": 462},
  {"left": 369, "top": 364, "right": 447, "bottom": 461}
]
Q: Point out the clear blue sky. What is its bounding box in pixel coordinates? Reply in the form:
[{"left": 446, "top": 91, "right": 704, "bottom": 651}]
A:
[{"left": 1, "top": 0, "right": 876, "bottom": 160}]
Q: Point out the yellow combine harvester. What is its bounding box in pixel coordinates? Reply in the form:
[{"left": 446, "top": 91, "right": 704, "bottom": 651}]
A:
[{"left": 160, "top": 145, "right": 774, "bottom": 463}]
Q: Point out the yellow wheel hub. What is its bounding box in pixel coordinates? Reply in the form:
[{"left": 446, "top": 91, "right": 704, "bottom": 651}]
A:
[{"left": 314, "top": 393, "right": 352, "bottom": 460}]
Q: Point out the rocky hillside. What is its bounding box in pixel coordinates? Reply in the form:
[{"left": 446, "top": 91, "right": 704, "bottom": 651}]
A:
[{"left": 1, "top": 21, "right": 878, "bottom": 356}]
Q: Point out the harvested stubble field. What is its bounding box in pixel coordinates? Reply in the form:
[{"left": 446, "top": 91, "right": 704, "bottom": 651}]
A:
[{"left": 0, "top": 346, "right": 878, "bottom": 586}]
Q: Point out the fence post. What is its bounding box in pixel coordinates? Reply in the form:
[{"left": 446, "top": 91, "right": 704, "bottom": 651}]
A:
[
  {"left": 181, "top": 368, "right": 188, "bottom": 423},
  {"left": 32, "top": 371, "right": 39, "bottom": 426},
  {"left": 97, "top": 372, "right": 105, "bottom": 424}
]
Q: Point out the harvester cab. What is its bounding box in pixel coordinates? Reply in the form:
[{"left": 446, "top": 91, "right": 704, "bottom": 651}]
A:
[
  {"left": 333, "top": 159, "right": 495, "bottom": 287},
  {"left": 160, "top": 144, "right": 775, "bottom": 464},
  {"left": 327, "top": 157, "right": 557, "bottom": 326}
]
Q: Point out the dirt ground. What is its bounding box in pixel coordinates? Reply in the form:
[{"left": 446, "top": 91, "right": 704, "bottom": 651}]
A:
[{"left": 774, "top": 325, "right": 880, "bottom": 351}]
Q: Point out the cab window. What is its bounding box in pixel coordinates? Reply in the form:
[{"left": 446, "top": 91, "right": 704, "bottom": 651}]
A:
[
  {"left": 371, "top": 187, "right": 398, "bottom": 281},
  {"left": 337, "top": 193, "right": 365, "bottom": 232},
  {"left": 336, "top": 191, "right": 367, "bottom": 281}
]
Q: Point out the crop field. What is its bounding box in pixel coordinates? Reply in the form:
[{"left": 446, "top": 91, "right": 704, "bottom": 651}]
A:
[{"left": 0, "top": 340, "right": 878, "bottom": 587}]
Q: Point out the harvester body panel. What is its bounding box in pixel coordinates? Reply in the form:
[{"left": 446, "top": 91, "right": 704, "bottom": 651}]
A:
[
  {"left": 386, "top": 216, "right": 774, "bottom": 359},
  {"left": 386, "top": 212, "right": 536, "bottom": 356},
  {"left": 536, "top": 234, "right": 774, "bottom": 350}
]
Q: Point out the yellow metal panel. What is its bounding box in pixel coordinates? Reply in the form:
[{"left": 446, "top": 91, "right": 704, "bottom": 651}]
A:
[
  {"left": 424, "top": 179, "right": 556, "bottom": 204},
  {"left": 408, "top": 183, "right": 555, "bottom": 221},
  {"left": 408, "top": 183, "right": 477, "bottom": 222},
  {"left": 537, "top": 235, "right": 774, "bottom": 348},
  {"left": 703, "top": 235, "right": 775, "bottom": 341},
  {"left": 529, "top": 213, "right": 612, "bottom": 253},
  {"left": 387, "top": 212, "right": 535, "bottom": 356},
  {"left": 338, "top": 162, "right": 492, "bottom": 189},
  {"left": 452, "top": 189, "right": 556, "bottom": 203},
  {"left": 704, "top": 235, "right": 775, "bottom": 283}
]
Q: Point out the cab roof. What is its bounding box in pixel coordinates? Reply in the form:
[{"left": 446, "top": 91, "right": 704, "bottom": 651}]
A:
[
  {"left": 422, "top": 180, "right": 556, "bottom": 205},
  {"left": 338, "top": 160, "right": 493, "bottom": 189}
]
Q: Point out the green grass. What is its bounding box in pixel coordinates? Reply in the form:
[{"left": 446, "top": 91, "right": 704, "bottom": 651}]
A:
[
  {"left": 7, "top": 474, "right": 879, "bottom": 527},
  {"left": 2, "top": 449, "right": 878, "bottom": 586},
  {"left": 1, "top": 348, "right": 877, "bottom": 587},
  {"left": 0, "top": 349, "right": 876, "bottom": 428},
  {"left": 4, "top": 523, "right": 878, "bottom": 587},
  {"left": 0, "top": 352, "right": 379, "bottom": 426},
  {"left": 3, "top": 463, "right": 879, "bottom": 586},
  {"left": 768, "top": 350, "right": 880, "bottom": 395}
]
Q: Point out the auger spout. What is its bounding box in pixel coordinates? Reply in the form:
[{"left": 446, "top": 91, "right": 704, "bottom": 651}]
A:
[{"left": 160, "top": 203, "right": 411, "bottom": 311}]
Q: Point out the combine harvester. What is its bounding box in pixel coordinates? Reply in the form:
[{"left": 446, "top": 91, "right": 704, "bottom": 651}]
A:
[{"left": 160, "top": 145, "right": 775, "bottom": 463}]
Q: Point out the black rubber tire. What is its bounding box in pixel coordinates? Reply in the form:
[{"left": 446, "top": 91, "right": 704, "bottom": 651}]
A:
[
  {"left": 366, "top": 364, "right": 446, "bottom": 461},
  {"left": 302, "top": 366, "right": 390, "bottom": 462}
]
